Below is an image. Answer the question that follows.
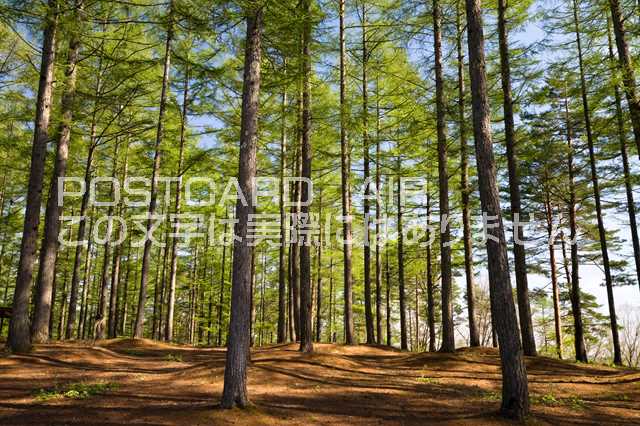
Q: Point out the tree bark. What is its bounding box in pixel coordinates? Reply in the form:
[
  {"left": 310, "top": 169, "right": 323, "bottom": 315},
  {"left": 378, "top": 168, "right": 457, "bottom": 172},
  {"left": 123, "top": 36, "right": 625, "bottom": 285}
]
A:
[
  {"left": 134, "top": 0, "right": 174, "bottom": 339},
  {"left": 315, "top": 192, "right": 322, "bottom": 342},
  {"left": 8, "top": 0, "right": 59, "bottom": 353},
  {"left": 396, "top": 156, "right": 407, "bottom": 351},
  {"left": 217, "top": 212, "right": 229, "bottom": 346},
  {"left": 362, "top": 2, "right": 375, "bottom": 345},
  {"left": 497, "top": 0, "right": 536, "bottom": 357},
  {"left": 456, "top": 0, "right": 480, "bottom": 348},
  {"left": 465, "top": 0, "right": 529, "bottom": 419},
  {"left": 433, "top": 0, "right": 454, "bottom": 353},
  {"left": 608, "top": 0, "right": 640, "bottom": 159},
  {"left": 544, "top": 193, "right": 563, "bottom": 359},
  {"left": 277, "top": 62, "right": 288, "bottom": 343},
  {"left": 426, "top": 189, "right": 436, "bottom": 352},
  {"left": 339, "top": 0, "right": 355, "bottom": 345},
  {"left": 220, "top": 3, "right": 262, "bottom": 408},
  {"left": 571, "top": 0, "right": 621, "bottom": 366},
  {"left": 31, "top": 0, "right": 83, "bottom": 343},
  {"left": 563, "top": 91, "right": 588, "bottom": 363},
  {"left": 607, "top": 22, "right": 640, "bottom": 294},
  {"left": 299, "top": 0, "right": 313, "bottom": 353},
  {"left": 165, "top": 63, "right": 189, "bottom": 342},
  {"left": 375, "top": 75, "right": 382, "bottom": 344},
  {"left": 95, "top": 140, "right": 121, "bottom": 340},
  {"left": 385, "top": 239, "right": 391, "bottom": 347}
]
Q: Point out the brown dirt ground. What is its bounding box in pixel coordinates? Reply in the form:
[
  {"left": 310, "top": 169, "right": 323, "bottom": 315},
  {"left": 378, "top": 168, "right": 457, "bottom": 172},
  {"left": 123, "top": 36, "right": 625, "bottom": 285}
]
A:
[{"left": 1, "top": 339, "right": 639, "bottom": 425}]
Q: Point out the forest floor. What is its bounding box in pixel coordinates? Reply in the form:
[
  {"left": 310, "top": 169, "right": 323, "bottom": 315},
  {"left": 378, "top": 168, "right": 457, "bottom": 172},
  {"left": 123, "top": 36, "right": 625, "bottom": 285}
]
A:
[{"left": 0, "top": 339, "right": 639, "bottom": 425}]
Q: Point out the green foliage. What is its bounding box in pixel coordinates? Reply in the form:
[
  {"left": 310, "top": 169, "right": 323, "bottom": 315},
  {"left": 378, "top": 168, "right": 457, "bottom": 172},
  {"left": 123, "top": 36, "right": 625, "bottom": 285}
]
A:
[{"left": 34, "top": 382, "right": 119, "bottom": 401}]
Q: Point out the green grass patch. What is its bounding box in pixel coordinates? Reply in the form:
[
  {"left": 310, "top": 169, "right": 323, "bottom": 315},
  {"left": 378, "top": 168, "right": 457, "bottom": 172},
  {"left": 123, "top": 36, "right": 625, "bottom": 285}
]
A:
[
  {"left": 163, "top": 353, "right": 183, "bottom": 362},
  {"left": 416, "top": 376, "right": 439, "bottom": 384},
  {"left": 34, "top": 382, "right": 119, "bottom": 401},
  {"left": 531, "top": 393, "right": 586, "bottom": 409}
]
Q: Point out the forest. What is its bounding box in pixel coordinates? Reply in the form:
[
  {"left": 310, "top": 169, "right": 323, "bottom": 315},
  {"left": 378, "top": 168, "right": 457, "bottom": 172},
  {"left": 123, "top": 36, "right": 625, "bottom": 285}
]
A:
[{"left": 1, "top": 0, "right": 640, "bottom": 424}]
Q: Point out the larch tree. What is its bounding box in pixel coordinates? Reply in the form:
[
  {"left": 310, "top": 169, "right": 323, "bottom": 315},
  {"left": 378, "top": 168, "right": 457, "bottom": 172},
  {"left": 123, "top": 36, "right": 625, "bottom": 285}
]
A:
[
  {"left": 220, "top": 1, "right": 263, "bottom": 408},
  {"left": 465, "top": 0, "right": 530, "bottom": 419},
  {"left": 8, "top": 0, "right": 59, "bottom": 353},
  {"left": 133, "top": 0, "right": 175, "bottom": 339},
  {"left": 31, "top": 0, "right": 85, "bottom": 343},
  {"left": 496, "top": 0, "right": 537, "bottom": 357}
]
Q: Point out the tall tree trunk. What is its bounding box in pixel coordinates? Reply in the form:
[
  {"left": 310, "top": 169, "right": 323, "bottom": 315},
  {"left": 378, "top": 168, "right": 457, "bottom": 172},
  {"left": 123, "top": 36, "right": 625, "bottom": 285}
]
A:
[
  {"left": 361, "top": 3, "right": 375, "bottom": 345},
  {"left": 8, "top": 0, "right": 58, "bottom": 353},
  {"left": 31, "top": 0, "right": 83, "bottom": 343},
  {"left": 217, "top": 212, "right": 229, "bottom": 346},
  {"left": 339, "top": 0, "right": 355, "bottom": 345},
  {"left": 117, "top": 232, "right": 132, "bottom": 336},
  {"left": 290, "top": 139, "right": 301, "bottom": 341},
  {"left": 433, "top": 0, "right": 454, "bottom": 353},
  {"left": 572, "top": 0, "right": 621, "bottom": 366},
  {"left": 385, "top": 239, "right": 391, "bottom": 347},
  {"left": 396, "top": 156, "right": 408, "bottom": 351},
  {"left": 426, "top": 189, "right": 436, "bottom": 352},
  {"left": 96, "top": 140, "right": 121, "bottom": 340},
  {"left": 497, "top": 0, "right": 536, "bottom": 357},
  {"left": 456, "top": 0, "right": 480, "bottom": 348},
  {"left": 544, "top": 192, "right": 563, "bottom": 359},
  {"left": 299, "top": 0, "right": 313, "bottom": 354},
  {"left": 327, "top": 253, "right": 334, "bottom": 342},
  {"left": 220, "top": 3, "right": 262, "bottom": 408},
  {"left": 315, "top": 192, "right": 322, "bottom": 342},
  {"left": 607, "top": 22, "right": 640, "bottom": 293},
  {"left": 78, "top": 215, "right": 95, "bottom": 339},
  {"left": 67, "top": 127, "right": 99, "bottom": 338},
  {"left": 609, "top": 0, "right": 640, "bottom": 158},
  {"left": 111, "top": 144, "right": 129, "bottom": 338},
  {"left": 375, "top": 76, "right": 382, "bottom": 344},
  {"left": 563, "top": 90, "right": 587, "bottom": 363},
  {"left": 165, "top": 63, "right": 189, "bottom": 341},
  {"left": 277, "top": 62, "right": 288, "bottom": 343},
  {"left": 134, "top": 0, "right": 174, "bottom": 338},
  {"left": 465, "top": 0, "right": 529, "bottom": 419}
]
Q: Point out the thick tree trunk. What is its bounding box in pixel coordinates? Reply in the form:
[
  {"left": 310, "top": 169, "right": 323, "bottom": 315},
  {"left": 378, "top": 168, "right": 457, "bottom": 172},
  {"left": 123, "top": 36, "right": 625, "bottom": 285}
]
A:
[
  {"left": 433, "top": 0, "right": 454, "bottom": 353},
  {"left": 31, "top": 1, "right": 83, "bottom": 343},
  {"left": 456, "top": 0, "right": 480, "bottom": 348},
  {"left": 465, "top": 0, "right": 529, "bottom": 419},
  {"left": 339, "top": 0, "right": 355, "bottom": 345},
  {"left": 8, "top": 0, "right": 58, "bottom": 353},
  {"left": 277, "top": 64, "right": 288, "bottom": 343},
  {"left": 299, "top": 0, "right": 313, "bottom": 353},
  {"left": 497, "top": 0, "right": 536, "bottom": 357},
  {"left": 362, "top": 3, "right": 375, "bottom": 345},
  {"left": 609, "top": 0, "right": 640, "bottom": 158},
  {"left": 134, "top": 1, "right": 174, "bottom": 339},
  {"left": 220, "top": 3, "right": 262, "bottom": 408},
  {"left": 572, "top": 0, "right": 621, "bottom": 366}
]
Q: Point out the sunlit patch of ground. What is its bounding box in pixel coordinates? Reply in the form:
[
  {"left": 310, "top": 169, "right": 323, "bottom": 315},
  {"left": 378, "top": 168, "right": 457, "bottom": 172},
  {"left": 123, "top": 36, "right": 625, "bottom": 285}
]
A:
[{"left": 1, "top": 339, "right": 639, "bottom": 425}]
